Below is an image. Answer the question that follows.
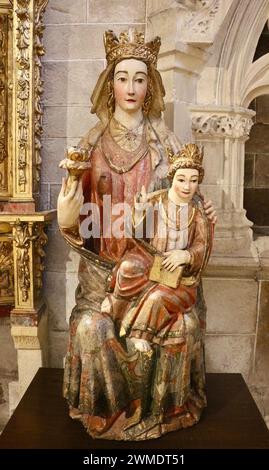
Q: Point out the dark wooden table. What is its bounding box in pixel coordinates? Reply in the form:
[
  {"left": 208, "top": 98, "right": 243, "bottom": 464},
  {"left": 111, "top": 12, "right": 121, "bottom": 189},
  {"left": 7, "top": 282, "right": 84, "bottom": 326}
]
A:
[{"left": 0, "top": 368, "right": 269, "bottom": 449}]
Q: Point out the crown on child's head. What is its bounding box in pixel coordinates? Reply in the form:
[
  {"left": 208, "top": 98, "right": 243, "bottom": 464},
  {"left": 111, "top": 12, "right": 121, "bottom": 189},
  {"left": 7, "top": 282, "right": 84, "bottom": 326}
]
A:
[
  {"left": 104, "top": 28, "right": 161, "bottom": 67},
  {"left": 167, "top": 143, "right": 204, "bottom": 183},
  {"left": 169, "top": 143, "right": 203, "bottom": 165}
]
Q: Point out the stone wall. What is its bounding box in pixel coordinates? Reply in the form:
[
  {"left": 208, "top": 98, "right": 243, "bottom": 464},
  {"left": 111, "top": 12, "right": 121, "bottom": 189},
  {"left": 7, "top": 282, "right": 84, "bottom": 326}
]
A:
[{"left": 244, "top": 95, "right": 269, "bottom": 233}]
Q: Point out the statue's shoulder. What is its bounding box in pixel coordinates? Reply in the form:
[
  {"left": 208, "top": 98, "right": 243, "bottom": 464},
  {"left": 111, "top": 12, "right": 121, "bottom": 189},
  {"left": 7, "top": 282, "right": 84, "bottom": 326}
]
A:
[
  {"left": 147, "top": 117, "right": 182, "bottom": 153},
  {"left": 147, "top": 117, "right": 169, "bottom": 139},
  {"left": 78, "top": 120, "right": 107, "bottom": 150}
]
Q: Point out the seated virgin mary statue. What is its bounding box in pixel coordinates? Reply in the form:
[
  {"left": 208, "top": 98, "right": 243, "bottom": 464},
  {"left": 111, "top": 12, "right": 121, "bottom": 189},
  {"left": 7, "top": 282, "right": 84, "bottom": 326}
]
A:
[{"left": 57, "top": 28, "right": 214, "bottom": 441}]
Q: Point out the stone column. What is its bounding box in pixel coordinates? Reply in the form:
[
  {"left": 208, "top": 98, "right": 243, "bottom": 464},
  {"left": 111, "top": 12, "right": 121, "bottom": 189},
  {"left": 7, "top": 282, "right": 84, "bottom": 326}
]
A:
[
  {"left": 190, "top": 106, "right": 256, "bottom": 257},
  {"left": 158, "top": 41, "right": 209, "bottom": 143},
  {"left": 146, "top": 1, "right": 211, "bottom": 142}
]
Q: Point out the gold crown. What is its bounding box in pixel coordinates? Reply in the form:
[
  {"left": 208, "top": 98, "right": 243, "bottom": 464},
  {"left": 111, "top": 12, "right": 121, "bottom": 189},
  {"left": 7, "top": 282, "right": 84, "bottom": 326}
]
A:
[
  {"left": 167, "top": 143, "right": 204, "bottom": 182},
  {"left": 169, "top": 143, "right": 203, "bottom": 166},
  {"left": 104, "top": 28, "right": 161, "bottom": 67}
]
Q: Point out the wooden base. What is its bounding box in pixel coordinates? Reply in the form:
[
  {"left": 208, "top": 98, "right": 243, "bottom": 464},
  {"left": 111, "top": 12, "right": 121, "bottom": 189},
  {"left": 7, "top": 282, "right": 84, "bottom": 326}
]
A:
[
  {"left": 0, "top": 368, "right": 269, "bottom": 449},
  {"left": 0, "top": 305, "right": 12, "bottom": 317}
]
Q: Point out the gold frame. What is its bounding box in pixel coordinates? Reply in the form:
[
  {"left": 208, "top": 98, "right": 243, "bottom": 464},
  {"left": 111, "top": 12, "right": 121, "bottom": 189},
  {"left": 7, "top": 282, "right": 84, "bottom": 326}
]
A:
[
  {"left": 0, "top": 0, "right": 54, "bottom": 316},
  {"left": 0, "top": 0, "right": 48, "bottom": 202}
]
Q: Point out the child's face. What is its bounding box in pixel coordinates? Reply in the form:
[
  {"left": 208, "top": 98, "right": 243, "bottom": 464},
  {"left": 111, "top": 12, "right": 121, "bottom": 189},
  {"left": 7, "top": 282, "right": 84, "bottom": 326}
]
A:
[{"left": 172, "top": 168, "right": 199, "bottom": 202}]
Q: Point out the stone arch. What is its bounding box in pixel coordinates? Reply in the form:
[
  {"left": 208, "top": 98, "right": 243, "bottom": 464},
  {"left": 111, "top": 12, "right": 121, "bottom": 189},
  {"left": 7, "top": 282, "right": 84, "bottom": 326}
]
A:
[
  {"left": 241, "top": 54, "right": 269, "bottom": 108},
  {"left": 216, "top": 0, "right": 269, "bottom": 106}
]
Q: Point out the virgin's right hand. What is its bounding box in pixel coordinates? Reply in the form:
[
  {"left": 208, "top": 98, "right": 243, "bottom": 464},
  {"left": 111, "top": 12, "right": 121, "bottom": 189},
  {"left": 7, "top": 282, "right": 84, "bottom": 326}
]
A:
[{"left": 57, "top": 177, "right": 84, "bottom": 228}]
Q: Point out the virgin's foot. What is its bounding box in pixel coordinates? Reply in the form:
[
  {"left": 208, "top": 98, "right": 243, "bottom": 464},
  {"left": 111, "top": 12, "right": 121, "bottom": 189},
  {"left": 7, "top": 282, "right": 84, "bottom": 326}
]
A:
[{"left": 69, "top": 406, "right": 82, "bottom": 420}]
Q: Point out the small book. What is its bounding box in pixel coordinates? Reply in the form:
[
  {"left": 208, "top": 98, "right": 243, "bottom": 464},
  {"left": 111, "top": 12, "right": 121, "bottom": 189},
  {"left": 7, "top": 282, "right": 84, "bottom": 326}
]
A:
[{"left": 149, "top": 255, "right": 184, "bottom": 289}]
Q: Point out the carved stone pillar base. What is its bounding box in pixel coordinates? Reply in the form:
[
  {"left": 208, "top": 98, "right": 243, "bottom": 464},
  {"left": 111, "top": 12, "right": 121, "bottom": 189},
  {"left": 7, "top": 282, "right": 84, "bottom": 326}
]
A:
[
  {"left": 9, "top": 303, "right": 48, "bottom": 414},
  {"left": 212, "top": 209, "right": 254, "bottom": 255}
]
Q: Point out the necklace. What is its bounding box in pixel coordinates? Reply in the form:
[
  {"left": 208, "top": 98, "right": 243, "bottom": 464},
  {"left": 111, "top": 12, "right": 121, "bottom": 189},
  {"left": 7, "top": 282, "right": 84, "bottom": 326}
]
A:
[
  {"left": 112, "top": 116, "right": 144, "bottom": 133},
  {"left": 110, "top": 116, "right": 145, "bottom": 149},
  {"left": 101, "top": 121, "right": 149, "bottom": 174}
]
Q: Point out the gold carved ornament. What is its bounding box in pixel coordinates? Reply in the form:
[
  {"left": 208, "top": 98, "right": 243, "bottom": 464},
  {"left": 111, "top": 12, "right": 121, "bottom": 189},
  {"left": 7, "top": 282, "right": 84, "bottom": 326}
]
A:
[
  {"left": 13, "top": 219, "right": 37, "bottom": 302},
  {"left": 33, "top": 0, "right": 48, "bottom": 189},
  {"left": 15, "top": 0, "right": 31, "bottom": 191},
  {"left": 0, "top": 14, "right": 8, "bottom": 194},
  {"left": 33, "top": 222, "right": 48, "bottom": 295},
  {"left": 0, "top": 239, "right": 14, "bottom": 301}
]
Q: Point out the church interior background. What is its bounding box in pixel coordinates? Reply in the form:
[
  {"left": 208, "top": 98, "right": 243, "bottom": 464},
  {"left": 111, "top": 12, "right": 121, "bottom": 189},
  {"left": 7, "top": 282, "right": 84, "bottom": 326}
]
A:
[{"left": 0, "top": 0, "right": 269, "bottom": 434}]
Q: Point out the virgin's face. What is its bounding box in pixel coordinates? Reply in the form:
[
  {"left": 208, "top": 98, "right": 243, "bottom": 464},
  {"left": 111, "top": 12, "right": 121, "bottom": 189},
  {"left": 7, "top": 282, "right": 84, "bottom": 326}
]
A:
[
  {"left": 113, "top": 59, "right": 148, "bottom": 113},
  {"left": 172, "top": 168, "right": 199, "bottom": 203}
]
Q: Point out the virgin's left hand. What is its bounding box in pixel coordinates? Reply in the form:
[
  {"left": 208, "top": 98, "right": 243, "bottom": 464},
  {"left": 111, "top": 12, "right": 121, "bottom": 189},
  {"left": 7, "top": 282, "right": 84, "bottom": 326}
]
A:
[{"left": 162, "top": 250, "right": 190, "bottom": 272}]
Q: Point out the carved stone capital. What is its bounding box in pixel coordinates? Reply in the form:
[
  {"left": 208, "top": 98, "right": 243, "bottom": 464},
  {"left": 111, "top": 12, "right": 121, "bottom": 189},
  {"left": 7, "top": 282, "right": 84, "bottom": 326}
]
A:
[
  {"left": 180, "top": 0, "right": 220, "bottom": 34},
  {"left": 190, "top": 107, "right": 255, "bottom": 139},
  {"left": 175, "top": 0, "right": 234, "bottom": 46}
]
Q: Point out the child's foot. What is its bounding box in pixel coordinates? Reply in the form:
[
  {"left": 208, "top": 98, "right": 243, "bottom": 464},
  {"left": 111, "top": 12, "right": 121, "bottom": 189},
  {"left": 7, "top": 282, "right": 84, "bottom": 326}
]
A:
[{"left": 130, "top": 337, "right": 152, "bottom": 352}]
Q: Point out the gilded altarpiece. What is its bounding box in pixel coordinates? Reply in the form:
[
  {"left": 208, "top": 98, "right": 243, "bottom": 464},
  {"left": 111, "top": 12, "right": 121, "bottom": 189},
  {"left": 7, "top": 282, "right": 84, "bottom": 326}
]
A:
[
  {"left": 0, "top": 0, "right": 53, "bottom": 410},
  {"left": 0, "top": 12, "right": 10, "bottom": 197}
]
